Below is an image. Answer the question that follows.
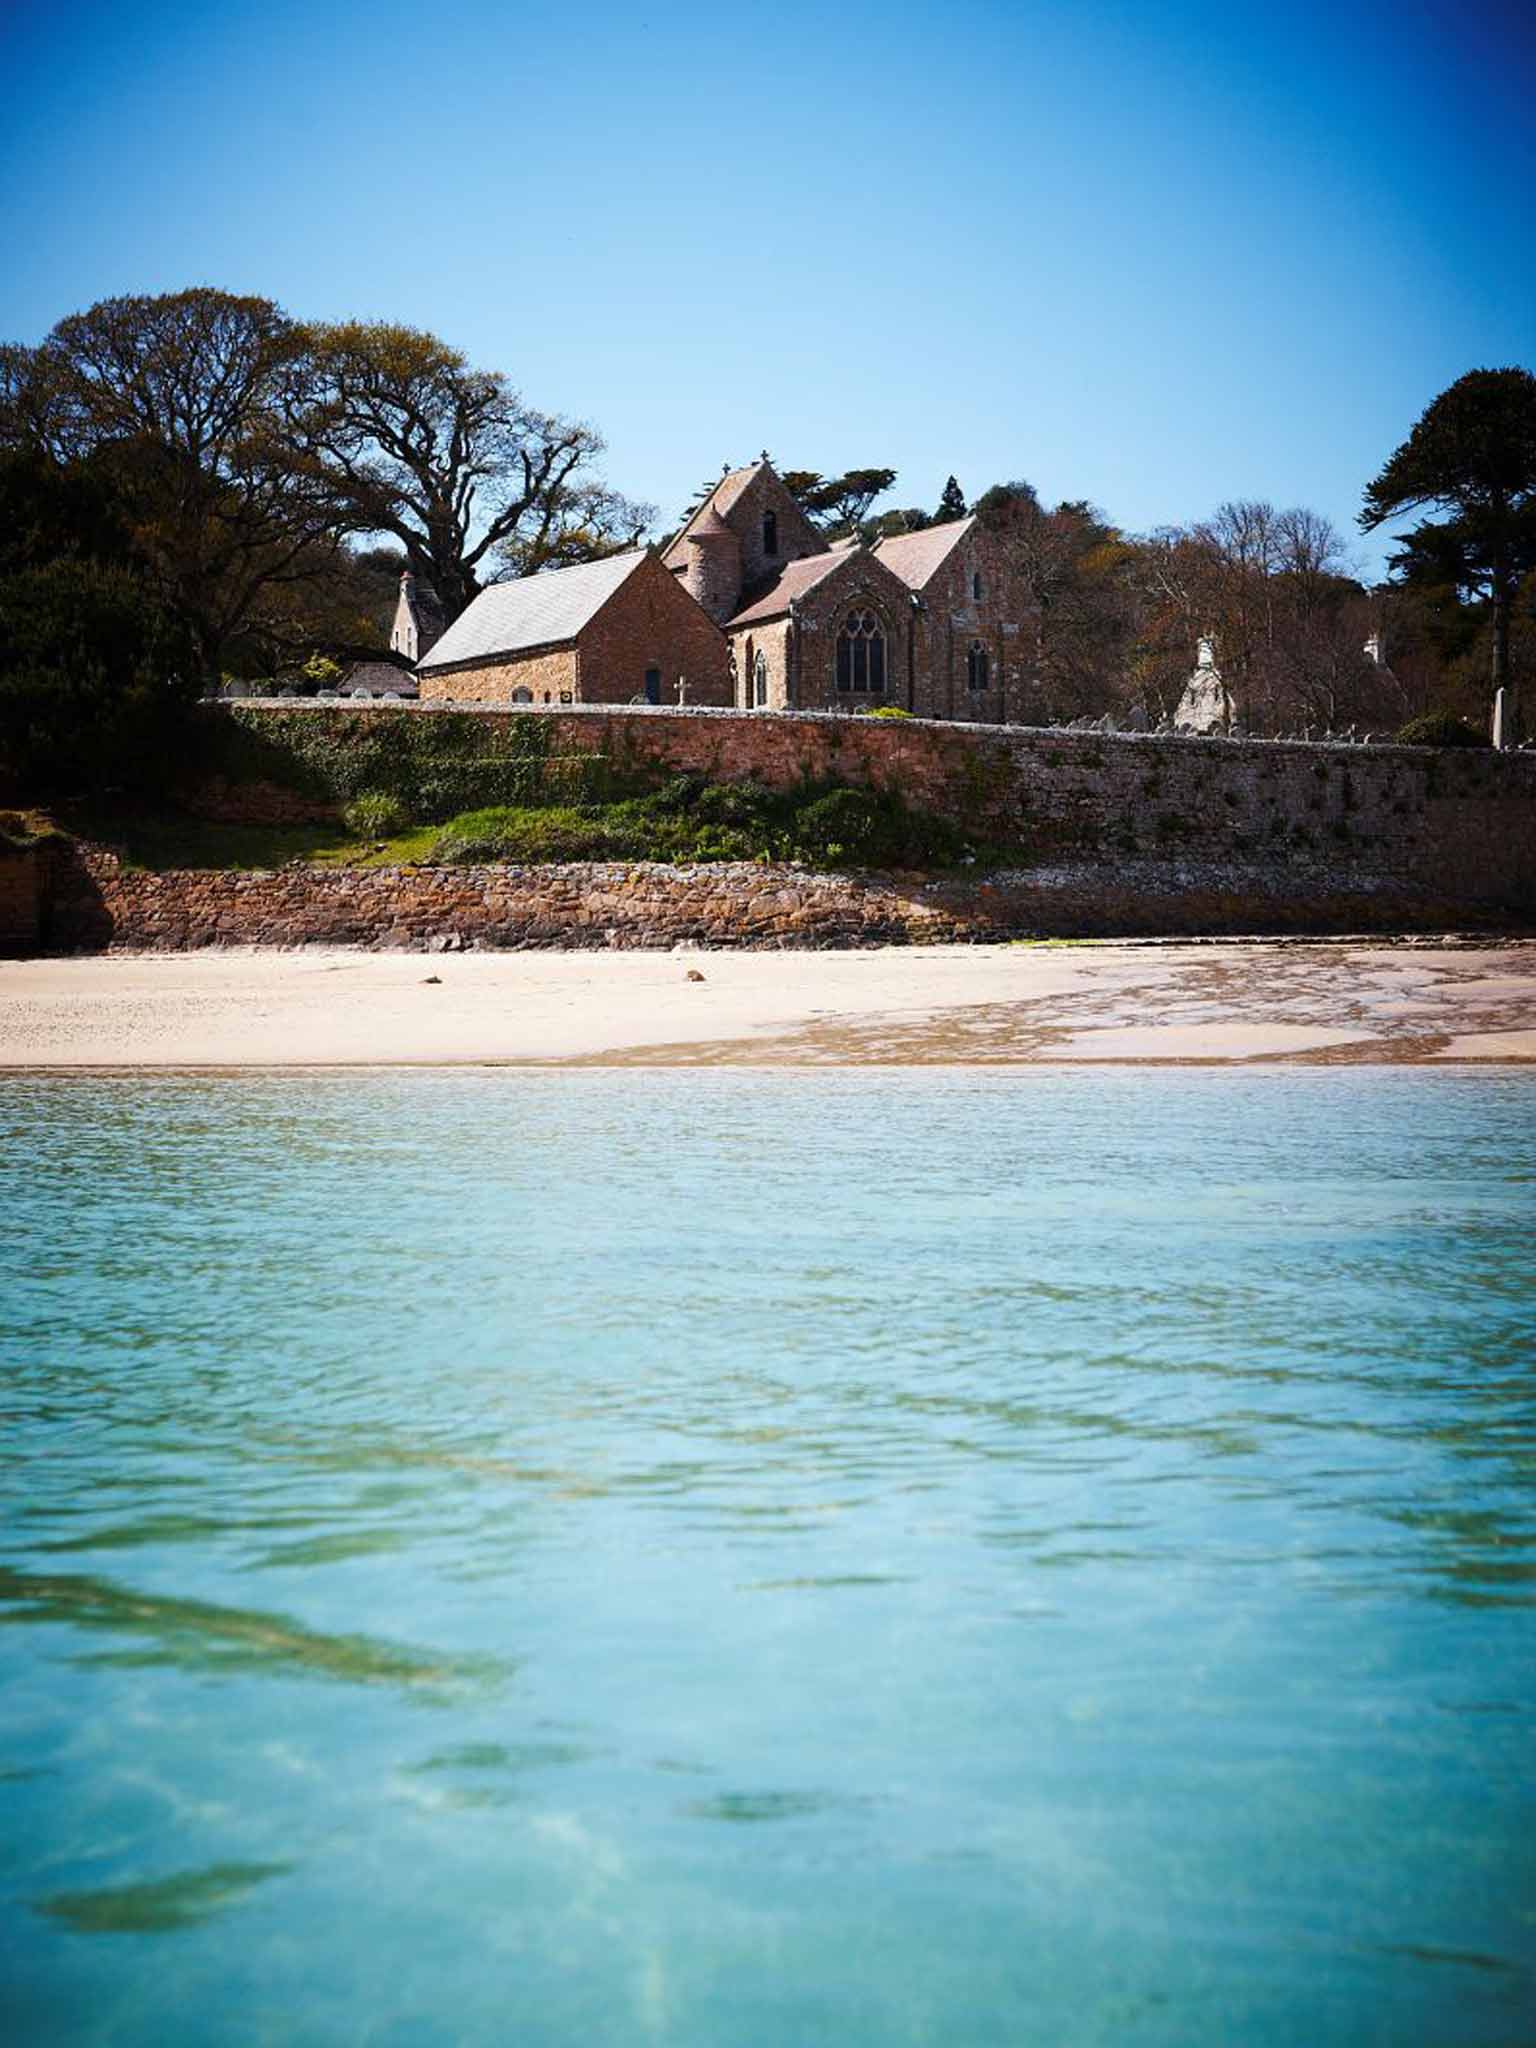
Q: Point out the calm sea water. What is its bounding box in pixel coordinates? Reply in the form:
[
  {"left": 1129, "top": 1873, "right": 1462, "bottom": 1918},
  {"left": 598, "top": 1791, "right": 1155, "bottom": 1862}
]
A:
[{"left": 0, "top": 1069, "right": 1533, "bottom": 2047}]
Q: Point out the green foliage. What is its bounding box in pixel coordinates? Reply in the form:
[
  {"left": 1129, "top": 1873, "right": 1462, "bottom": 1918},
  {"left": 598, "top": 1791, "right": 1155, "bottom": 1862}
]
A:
[
  {"left": 202, "top": 706, "right": 620, "bottom": 819},
  {"left": 342, "top": 791, "right": 409, "bottom": 837},
  {"left": 1362, "top": 370, "right": 1536, "bottom": 535},
  {"left": 302, "top": 653, "right": 344, "bottom": 686},
  {"left": 936, "top": 475, "right": 967, "bottom": 522},
  {"left": 1395, "top": 709, "right": 1489, "bottom": 749},
  {"left": 867, "top": 705, "right": 915, "bottom": 720},
  {"left": 0, "top": 559, "right": 201, "bottom": 799},
  {"left": 1364, "top": 369, "right": 1536, "bottom": 715},
  {"left": 782, "top": 466, "right": 898, "bottom": 536},
  {"left": 427, "top": 777, "right": 969, "bottom": 871}
]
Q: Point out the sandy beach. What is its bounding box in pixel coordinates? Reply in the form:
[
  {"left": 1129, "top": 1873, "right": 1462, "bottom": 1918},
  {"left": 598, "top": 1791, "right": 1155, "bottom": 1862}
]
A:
[{"left": 3, "top": 940, "right": 1534, "bottom": 1068}]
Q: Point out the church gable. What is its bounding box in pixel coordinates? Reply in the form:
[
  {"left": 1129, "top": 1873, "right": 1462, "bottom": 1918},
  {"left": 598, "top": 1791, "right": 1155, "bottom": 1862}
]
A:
[
  {"left": 663, "top": 459, "right": 828, "bottom": 623},
  {"left": 720, "top": 463, "right": 826, "bottom": 594},
  {"left": 727, "top": 545, "right": 913, "bottom": 713}
]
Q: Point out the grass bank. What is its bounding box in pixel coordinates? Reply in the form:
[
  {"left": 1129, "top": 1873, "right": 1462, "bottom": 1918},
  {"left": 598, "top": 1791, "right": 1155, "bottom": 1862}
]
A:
[{"left": 57, "top": 774, "right": 996, "bottom": 874}]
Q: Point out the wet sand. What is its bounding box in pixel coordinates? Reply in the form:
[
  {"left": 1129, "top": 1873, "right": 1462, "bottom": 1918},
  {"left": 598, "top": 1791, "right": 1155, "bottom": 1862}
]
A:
[{"left": 2, "top": 941, "right": 1534, "bottom": 1069}]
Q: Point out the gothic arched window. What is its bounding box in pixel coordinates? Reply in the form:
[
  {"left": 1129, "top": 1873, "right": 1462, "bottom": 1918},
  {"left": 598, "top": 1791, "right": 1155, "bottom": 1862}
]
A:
[
  {"left": 762, "top": 509, "right": 778, "bottom": 557},
  {"left": 754, "top": 649, "right": 769, "bottom": 707},
  {"left": 972, "top": 570, "right": 984, "bottom": 602},
  {"left": 836, "top": 609, "right": 886, "bottom": 694},
  {"left": 967, "top": 641, "right": 989, "bottom": 691}
]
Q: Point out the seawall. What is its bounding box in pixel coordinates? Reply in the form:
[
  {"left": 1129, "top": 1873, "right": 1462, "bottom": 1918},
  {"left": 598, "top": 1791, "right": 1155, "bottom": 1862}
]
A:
[{"left": 36, "top": 846, "right": 1532, "bottom": 953}]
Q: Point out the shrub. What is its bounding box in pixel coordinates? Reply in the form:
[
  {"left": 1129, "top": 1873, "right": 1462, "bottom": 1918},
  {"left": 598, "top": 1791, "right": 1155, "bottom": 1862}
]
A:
[
  {"left": 790, "top": 786, "right": 963, "bottom": 867},
  {"left": 1396, "top": 710, "right": 1489, "bottom": 749},
  {"left": 343, "top": 792, "right": 409, "bottom": 838},
  {"left": 430, "top": 805, "right": 623, "bottom": 864},
  {"left": 868, "top": 705, "right": 915, "bottom": 720}
]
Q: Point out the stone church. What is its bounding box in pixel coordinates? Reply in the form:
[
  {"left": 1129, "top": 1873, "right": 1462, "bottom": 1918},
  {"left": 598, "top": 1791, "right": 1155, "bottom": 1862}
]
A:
[{"left": 663, "top": 460, "right": 1035, "bottom": 720}]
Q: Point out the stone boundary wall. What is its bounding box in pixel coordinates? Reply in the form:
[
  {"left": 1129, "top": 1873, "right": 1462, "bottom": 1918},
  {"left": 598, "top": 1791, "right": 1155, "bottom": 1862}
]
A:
[
  {"left": 208, "top": 703, "right": 1536, "bottom": 913},
  {"left": 40, "top": 845, "right": 1531, "bottom": 955}
]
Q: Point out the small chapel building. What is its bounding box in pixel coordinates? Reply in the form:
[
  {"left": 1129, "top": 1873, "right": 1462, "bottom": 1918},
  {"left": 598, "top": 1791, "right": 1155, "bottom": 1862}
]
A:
[{"left": 415, "top": 548, "right": 733, "bottom": 707}]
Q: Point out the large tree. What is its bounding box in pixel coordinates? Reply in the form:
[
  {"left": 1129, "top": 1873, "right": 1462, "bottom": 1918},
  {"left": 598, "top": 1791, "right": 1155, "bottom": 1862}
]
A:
[
  {"left": 1361, "top": 368, "right": 1536, "bottom": 732},
  {"left": 295, "top": 323, "right": 651, "bottom": 623},
  {"left": 1, "top": 290, "right": 341, "bottom": 672}
]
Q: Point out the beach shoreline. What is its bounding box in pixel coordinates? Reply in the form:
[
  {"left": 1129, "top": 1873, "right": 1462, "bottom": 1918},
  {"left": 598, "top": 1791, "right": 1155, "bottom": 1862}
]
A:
[{"left": 3, "top": 940, "right": 1534, "bottom": 1070}]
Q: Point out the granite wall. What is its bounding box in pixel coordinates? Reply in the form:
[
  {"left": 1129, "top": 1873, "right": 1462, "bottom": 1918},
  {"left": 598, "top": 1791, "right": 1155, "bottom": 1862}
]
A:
[{"left": 41, "top": 843, "right": 1530, "bottom": 954}]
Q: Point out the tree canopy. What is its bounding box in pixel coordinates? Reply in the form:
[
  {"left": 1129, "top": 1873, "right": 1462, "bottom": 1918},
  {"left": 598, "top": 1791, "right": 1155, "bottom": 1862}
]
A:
[
  {"left": 936, "top": 475, "right": 967, "bottom": 522},
  {"left": 781, "top": 466, "right": 898, "bottom": 538},
  {"left": 297, "top": 321, "right": 652, "bottom": 622},
  {"left": 1362, "top": 368, "right": 1536, "bottom": 724},
  {"left": 0, "top": 291, "right": 654, "bottom": 674}
]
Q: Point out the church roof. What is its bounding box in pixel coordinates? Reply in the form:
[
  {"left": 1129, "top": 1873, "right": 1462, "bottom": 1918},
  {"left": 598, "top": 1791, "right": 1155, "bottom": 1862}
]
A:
[
  {"left": 417, "top": 550, "right": 649, "bottom": 670},
  {"left": 873, "top": 516, "right": 975, "bottom": 590},
  {"left": 662, "top": 463, "right": 766, "bottom": 563},
  {"left": 686, "top": 503, "right": 739, "bottom": 545},
  {"left": 727, "top": 551, "right": 867, "bottom": 628}
]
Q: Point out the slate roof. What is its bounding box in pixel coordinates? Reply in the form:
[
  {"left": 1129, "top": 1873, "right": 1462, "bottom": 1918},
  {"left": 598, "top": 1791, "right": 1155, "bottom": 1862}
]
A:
[
  {"left": 417, "top": 550, "right": 649, "bottom": 670},
  {"left": 873, "top": 516, "right": 975, "bottom": 590},
  {"left": 727, "top": 552, "right": 864, "bottom": 628}
]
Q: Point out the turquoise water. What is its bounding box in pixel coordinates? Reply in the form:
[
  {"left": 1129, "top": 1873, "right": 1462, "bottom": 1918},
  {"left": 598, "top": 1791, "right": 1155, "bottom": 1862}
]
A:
[{"left": 1, "top": 1069, "right": 1533, "bottom": 2046}]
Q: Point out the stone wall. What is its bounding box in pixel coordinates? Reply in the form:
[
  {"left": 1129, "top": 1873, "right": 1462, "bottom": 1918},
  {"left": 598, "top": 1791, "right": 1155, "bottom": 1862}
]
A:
[
  {"left": 419, "top": 646, "right": 577, "bottom": 708},
  {"left": 43, "top": 842, "right": 1528, "bottom": 955},
  {"left": 193, "top": 704, "right": 1536, "bottom": 917},
  {"left": 907, "top": 526, "right": 1033, "bottom": 724},
  {"left": 576, "top": 554, "right": 733, "bottom": 707}
]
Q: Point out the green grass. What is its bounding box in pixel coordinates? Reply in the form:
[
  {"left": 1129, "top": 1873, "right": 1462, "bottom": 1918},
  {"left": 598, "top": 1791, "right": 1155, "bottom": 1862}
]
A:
[
  {"left": 427, "top": 776, "right": 978, "bottom": 870},
  {"left": 55, "top": 772, "right": 1008, "bottom": 874},
  {"left": 59, "top": 807, "right": 439, "bottom": 872}
]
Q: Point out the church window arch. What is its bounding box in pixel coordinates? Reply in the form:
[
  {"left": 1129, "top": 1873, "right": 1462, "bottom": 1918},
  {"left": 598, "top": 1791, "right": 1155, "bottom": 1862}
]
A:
[
  {"left": 762, "top": 509, "right": 778, "bottom": 557},
  {"left": 972, "top": 570, "right": 984, "bottom": 602},
  {"left": 836, "top": 608, "right": 886, "bottom": 694},
  {"left": 967, "top": 641, "right": 989, "bottom": 691},
  {"left": 511, "top": 686, "right": 533, "bottom": 703},
  {"left": 753, "top": 649, "right": 769, "bottom": 706}
]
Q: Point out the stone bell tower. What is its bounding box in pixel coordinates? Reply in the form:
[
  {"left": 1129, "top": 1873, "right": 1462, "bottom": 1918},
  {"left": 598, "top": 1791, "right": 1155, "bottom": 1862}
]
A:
[{"left": 679, "top": 504, "right": 745, "bottom": 624}]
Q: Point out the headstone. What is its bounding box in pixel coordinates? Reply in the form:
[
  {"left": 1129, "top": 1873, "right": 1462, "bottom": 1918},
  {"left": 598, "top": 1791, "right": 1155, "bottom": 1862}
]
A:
[{"left": 1493, "top": 688, "right": 1507, "bottom": 750}]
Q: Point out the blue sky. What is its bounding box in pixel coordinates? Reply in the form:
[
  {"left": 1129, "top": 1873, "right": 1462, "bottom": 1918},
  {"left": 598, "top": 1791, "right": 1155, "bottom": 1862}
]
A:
[{"left": 2, "top": 0, "right": 1532, "bottom": 578}]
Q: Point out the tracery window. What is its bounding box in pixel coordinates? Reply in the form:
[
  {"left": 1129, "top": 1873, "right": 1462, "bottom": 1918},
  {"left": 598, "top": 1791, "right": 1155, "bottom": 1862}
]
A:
[
  {"left": 754, "top": 649, "right": 768, "bottom": 707},
  {"left": 966, "top": 640, "right": 989, "bottom": 691},
  {"left": 835, "top": 608, "right": 886, "bottom": 694},
  {"left": 763, "top": 510, "right": 778, "bottom": 557}
]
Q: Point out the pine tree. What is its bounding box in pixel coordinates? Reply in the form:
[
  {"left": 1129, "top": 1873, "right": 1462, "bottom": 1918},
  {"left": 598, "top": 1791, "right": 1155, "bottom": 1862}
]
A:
[{"left": 937, "top": 475, "right": 967, "bottom": 522}]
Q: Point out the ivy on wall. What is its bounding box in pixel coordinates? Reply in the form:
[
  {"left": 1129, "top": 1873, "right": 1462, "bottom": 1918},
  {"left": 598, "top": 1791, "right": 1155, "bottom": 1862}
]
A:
[{"left": 201, "top": 708, "right": 620, "bottom": 822}]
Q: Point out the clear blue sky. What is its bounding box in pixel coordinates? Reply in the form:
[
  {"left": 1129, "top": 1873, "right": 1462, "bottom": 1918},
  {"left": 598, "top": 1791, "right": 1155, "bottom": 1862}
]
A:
[{"left": 2, "top": 0, "right": 1532, "bottom": 578}]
